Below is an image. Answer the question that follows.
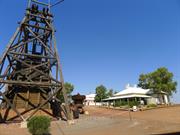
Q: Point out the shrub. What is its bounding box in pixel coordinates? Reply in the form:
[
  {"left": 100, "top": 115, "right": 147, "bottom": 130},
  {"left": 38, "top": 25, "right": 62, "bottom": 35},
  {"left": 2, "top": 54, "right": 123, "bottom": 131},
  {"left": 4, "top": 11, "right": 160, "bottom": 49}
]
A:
[
  {"left": 114, "top": 100, "right": 128, "bottom": 107},
  {"left": 113, "top": 100, "right": 140, "bottom": 108},
  {"left": 129, "top": 100, "right": 139, "bottom": 108},
  {"left": 114, "top": 101, "right": 121, "bottom": 107},
  {"left": 27, "top": 116, "right": 51, "bottom": 135},
  {"left": 147, "top": 103, "right": 157, "bottom": 108},
  {"left": 120, "top": 101, "right": 128, "bottom": 106}
]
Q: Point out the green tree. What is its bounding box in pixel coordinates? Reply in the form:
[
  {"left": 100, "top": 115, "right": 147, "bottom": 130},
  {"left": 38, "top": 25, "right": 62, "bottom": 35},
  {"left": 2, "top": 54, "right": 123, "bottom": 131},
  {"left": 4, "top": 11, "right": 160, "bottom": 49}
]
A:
[
  {"left": 114, "top": 91, "right": 118, "bottom": 94},
  {"left": 107, "top": 89, "right": 114, "bottom": 97},
  {"left": 95, "top": 85, "right": 108, "bottom": 102},
  {"left": 138, "top": 67, "right": 177, "bottom": 95},
  {"left": 57, "top": 82, "right": 74, "bottom": 102}
]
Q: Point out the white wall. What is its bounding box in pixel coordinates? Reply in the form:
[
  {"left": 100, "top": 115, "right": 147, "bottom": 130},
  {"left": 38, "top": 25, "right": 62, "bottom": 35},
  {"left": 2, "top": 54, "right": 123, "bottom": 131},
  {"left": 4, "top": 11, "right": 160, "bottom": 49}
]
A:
[
  {"left": 84, "top": 101, "right": 102, "bottom": 106},
  {"left": 147, "top": 97, "right": 158, "bottom": 105}
]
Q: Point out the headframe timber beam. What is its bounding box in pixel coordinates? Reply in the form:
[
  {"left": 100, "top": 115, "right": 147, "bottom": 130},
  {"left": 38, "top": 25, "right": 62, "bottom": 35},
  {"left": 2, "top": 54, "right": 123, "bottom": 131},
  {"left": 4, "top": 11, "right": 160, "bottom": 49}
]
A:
[
  {"left": 29, "top": 0, "right": 65, "bottom": 8},
  {"left": 0, "top": 0, "right": 72, "bottom": 122}
]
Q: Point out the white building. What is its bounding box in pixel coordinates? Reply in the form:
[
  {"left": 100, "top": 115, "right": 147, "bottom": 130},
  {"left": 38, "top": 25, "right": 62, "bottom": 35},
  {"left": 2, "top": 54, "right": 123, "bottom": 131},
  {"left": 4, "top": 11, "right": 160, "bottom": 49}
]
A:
[
  {"left": 84, "top": 93, "right": 102, "bottom": 106},
  {"left": 103, "top": 84, "right": 169, "bottom": 105},
  {"left": 84, "top": 93, "right": 96, "bottom": 106}
]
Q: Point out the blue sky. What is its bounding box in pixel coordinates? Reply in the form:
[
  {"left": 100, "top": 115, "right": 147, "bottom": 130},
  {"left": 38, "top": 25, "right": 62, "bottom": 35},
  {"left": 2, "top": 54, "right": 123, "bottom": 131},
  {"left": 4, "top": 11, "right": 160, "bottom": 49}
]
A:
[{"left": 0, "top": 0, "right": 179, "bottom": 102}]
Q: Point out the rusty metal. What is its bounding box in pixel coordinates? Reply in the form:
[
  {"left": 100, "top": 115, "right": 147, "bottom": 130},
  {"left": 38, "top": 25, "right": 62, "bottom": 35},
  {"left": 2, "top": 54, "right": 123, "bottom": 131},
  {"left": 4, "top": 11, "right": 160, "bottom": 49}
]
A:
[
  {"left": 72, "top": 93, "right": 85, "bottom": 114},
  {"left": 0, "top": 0, "right": 71, "bottom": 122}
]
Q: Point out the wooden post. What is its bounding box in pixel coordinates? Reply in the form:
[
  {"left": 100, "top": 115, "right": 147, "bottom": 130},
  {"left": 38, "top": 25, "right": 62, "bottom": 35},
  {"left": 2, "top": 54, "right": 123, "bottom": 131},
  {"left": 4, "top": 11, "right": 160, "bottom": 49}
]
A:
[
  {"left": 127, "top": 99, "right": 132, "bottom": 121},
  {"left": 113, "top": 100, "right": 115, "bottom": 107},
  {"left": 0, "top": 92, "right": 25, "bottom": 121},
  {"left": 51, "top": 29, "right": 72, "bottom": 122},
  {"left": 26, "top": 90, "right": 30, "bottom": 110}
]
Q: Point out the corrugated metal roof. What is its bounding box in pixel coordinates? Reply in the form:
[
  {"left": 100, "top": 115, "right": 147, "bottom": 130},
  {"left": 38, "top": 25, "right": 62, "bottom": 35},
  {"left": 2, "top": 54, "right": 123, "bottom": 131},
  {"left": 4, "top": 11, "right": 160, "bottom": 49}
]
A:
[{"left": 103, "top": 94, "right": 151, "bottom": 101}]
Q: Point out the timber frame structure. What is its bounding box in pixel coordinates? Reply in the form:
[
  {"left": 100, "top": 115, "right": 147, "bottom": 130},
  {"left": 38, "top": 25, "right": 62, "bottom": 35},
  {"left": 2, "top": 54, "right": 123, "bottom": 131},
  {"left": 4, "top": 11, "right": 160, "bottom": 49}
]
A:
[{"left": 0, "top": 0, "right": 71, "bottom": 122}]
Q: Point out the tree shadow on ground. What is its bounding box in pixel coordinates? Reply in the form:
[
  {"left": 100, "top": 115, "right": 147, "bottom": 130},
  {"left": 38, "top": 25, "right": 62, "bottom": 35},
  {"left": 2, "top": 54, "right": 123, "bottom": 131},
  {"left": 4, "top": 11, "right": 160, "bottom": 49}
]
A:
[{"left": 152, "top": 132, "right": 180, "bottom": 135}]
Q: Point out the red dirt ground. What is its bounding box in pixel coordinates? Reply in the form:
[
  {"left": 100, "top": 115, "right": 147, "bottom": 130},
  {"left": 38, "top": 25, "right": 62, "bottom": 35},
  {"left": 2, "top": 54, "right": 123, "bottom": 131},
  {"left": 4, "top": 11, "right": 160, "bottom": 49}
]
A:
[{"left": 0, "top": 106, "right": 180, "bottom": 135}]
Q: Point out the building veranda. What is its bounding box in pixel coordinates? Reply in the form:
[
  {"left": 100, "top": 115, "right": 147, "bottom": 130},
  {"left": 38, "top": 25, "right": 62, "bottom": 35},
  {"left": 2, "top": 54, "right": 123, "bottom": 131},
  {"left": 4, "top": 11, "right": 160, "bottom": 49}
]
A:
[{"left": 103, "top": 84, "right": 170, "bottom": 107}]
